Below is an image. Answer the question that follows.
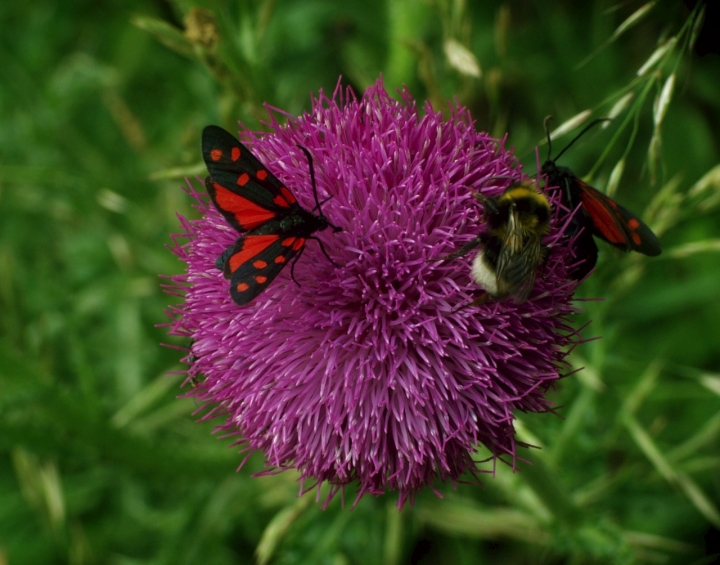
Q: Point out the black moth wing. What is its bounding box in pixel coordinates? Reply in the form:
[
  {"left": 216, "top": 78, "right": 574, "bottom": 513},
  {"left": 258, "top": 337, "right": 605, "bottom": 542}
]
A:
[
  {"left": 543, "top": 163, "right": 600, "bottom": 280},
  {"left": 544, "top": 162, "right": 661, "bottom": 269},
  {"left": 565, "top": 224, "right": 598, "bottom": 280},
  {"left": 202, "top": 125, "right": 303, "bottom": 221},
  {"left": 577, "top": 180, "right": 662, "bottom": 257},
  {"left": 222, "top": 228, "right": 307, "bottom": 306}
]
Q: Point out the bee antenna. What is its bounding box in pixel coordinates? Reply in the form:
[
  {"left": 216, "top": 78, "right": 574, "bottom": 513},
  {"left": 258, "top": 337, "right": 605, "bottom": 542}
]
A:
[
  {"left": 551, "top": 118, "right": 613, "bottom": 163},
  {"left": 297, "top": 145, "right": 324, "bottom": 213}
]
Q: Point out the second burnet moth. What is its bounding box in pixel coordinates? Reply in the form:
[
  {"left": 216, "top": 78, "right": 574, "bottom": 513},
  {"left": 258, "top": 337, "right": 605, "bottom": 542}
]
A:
[
  {"left": 541, "top": 117, "right": 662, "bottom": 280},
  {"left": 201, "top": 125, "right": 342, "bottom": 306},
  {"left": 439, "top": 180, "right": 552, "bottom": 304}
]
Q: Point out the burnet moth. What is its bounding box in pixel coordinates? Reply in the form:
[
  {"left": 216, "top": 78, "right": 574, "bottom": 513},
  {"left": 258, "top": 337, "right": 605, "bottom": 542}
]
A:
[
  {"left": 541, "top": 117, "right": 661, "bottom": 280},
  {"left": 202, "top": 125, "right": 341, "bottom": 305}
]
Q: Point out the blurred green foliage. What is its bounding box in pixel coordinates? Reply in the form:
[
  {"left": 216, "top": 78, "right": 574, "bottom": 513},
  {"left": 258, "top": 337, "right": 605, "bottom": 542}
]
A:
[{"left": 1, "top": 0, "right": 719, "bottom": 564}]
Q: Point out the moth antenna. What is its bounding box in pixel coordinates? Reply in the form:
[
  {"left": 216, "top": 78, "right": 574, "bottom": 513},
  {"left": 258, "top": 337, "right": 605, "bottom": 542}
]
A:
[
  {"left": 297, "top": 145, "right": 323, "bottom": 213},
  {"left": 550, "top": 117, "right": 613, "bottom": 163},
  {"left": 543, "top": 115, "right": 554, "bottom": 162},
  {"left": 298, "top": 150, "right": 343, "bottom": 233}
]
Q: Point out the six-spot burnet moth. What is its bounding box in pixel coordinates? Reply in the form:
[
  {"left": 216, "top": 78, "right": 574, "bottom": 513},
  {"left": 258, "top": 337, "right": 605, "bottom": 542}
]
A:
[
  {"left": 541, "top": 117, "right": 662, "bottom": 280},
  {"left": 201, "top": 125, "right": 342, "bottom": 306}
]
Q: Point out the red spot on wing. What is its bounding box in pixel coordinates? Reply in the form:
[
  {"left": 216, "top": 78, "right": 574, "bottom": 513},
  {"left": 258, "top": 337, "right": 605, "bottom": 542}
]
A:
[
  {"left": 280, "top": 187, "right": 297, "bottom": 204},
  {"left": 292, "top": 237, "right": 306, "bottom": 251},
  {"left": 281, "top": 237, "right": 296, "bottom": 247},
  {"left": 255, "top": 276, "right": 268, "bottom": 284},
  {"left": 257, "top": 170, "right": 268, "bottom": 180},
  {"left": 237, "top": 173, "right": 250, "bottom": 187},
  {"left": 236, "top": 282, "right": 250, "bottom": 292},
  {"left": 231, "top": 147, "right": 241, "bottom": 161},
  {"left": 228, "top": 235, "right": 279, "bottom": 273},
  {"left": 579, "top": 183, "right": 627, "bottom": 245},
  {"left": 274, "top": 255, "right": 286, "bottom": 264},
  {"left": 213, "top": 183, "right": 276, "bottom": 229},
  {"left": 211, "top": 149, "right": 222, "bottom": 161},
  {"left": 577, "top": 180, "right": 661, "bottom": 256},
  {"left": 273, "top": 194, "right": 290, "bottom": 207},
  {"left": 627, "top": 218, "right": 642, "bottom": 246},
  {"left": 253, "top": 260, "right": 268, "bottom": 269}
]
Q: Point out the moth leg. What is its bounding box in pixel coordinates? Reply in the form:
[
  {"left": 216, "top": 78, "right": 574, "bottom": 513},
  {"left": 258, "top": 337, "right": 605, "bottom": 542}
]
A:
[
  {"left": 309, "top": 236, "right": 342, "bottom": 267},
  {"left": 289, "top": 246, "right": 306, "bottom": 286}
]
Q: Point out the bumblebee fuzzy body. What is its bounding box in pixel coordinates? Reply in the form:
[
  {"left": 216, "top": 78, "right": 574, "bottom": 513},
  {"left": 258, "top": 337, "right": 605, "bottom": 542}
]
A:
[{"left": 444, "top": 182, "right": 551, "bottom": 303}]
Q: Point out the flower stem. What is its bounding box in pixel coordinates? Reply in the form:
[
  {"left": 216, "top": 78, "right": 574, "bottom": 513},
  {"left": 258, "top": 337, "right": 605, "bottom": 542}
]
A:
[{"left": 519, "top": 450, "right": 584, "bottom": 527}]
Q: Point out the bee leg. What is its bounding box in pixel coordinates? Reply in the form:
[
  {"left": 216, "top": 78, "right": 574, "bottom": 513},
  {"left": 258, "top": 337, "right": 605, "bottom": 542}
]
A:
[
  {"left": 432, "top": 233, "right": 488, "bottom": 262},
  {"left": 537, "top": 245, "right": 551, "bottom": 276},
  {"left": 470, "top": 292, "right": 490, "bottom": 306},
  {"left": 450, "top": 300, "right": 473, "bottom": 314},
  {"left": 473, "top": 192, "right": 500, "bottom": 215},
  {"left": 473, "top": 192, "right": 487, "bottom": 204},
  {"left": 451, "top": 291, "right": 490, "bottom": 313}
]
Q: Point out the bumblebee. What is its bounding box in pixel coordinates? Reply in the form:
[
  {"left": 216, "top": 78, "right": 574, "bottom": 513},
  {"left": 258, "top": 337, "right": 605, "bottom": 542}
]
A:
[{"left": 442, "top": 181, "right": 551, "bottom": 303}]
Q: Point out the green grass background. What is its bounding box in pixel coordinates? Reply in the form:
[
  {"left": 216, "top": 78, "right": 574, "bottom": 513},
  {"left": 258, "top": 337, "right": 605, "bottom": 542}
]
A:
[{"left": 1, "top": 1, "right": 719, "bottom": 564}]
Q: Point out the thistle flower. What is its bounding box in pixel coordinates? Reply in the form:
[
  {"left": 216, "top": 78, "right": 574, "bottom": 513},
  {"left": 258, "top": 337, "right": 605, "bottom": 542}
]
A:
[{"left": 165, "top": 79, "right": 582, "bottom": 507}]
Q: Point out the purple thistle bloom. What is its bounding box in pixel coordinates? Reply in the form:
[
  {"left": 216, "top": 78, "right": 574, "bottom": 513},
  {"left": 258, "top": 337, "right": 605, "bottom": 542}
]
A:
[{"left": 165, "top": 79, "right": 583, "bottom": 507}]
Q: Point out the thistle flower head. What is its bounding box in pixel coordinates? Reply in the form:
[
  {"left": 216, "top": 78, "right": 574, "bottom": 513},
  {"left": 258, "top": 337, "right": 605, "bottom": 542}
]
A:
[{"left": 166, "top": 79, "right": 581, "bottom": 507}]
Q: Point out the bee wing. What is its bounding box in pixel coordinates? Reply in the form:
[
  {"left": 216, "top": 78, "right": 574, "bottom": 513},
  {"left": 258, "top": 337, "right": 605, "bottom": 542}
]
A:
[
  {"left": 496, "top": 207, "right": 544, "bottom": 303},
  {"left": 499, "top": 239, "right": 545, "bottom": 303},
  {"left": 495, "top": 206, "right": 524, "bottom": 279}
]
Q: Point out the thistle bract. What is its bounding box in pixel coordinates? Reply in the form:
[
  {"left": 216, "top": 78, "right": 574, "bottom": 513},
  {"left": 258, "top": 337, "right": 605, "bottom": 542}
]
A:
[{"left": 166, "top": 79, "right": 581, "bottom": 507}]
